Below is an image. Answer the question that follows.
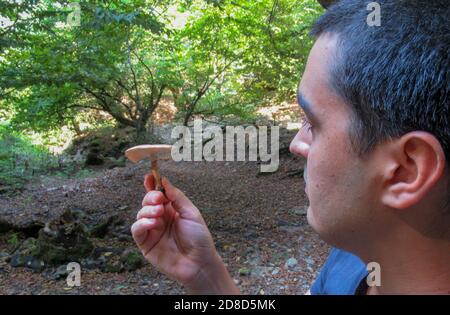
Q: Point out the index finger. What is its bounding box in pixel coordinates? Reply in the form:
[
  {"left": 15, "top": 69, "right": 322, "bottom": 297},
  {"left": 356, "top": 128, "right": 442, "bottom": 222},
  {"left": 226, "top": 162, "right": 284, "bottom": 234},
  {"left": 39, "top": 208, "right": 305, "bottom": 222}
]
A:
[{"left": 142, "top": 190, "right": 168, "bottom": 206}]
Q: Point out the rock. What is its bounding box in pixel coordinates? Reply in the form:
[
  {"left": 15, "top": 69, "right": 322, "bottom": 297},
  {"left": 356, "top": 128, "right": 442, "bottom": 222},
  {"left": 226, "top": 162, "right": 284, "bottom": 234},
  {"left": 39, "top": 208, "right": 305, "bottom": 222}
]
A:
[
  {"left": 288, "top": 206, "right": 308, "bottom": 216},
  {"left": 305, "top": 257, "right": 315, "bottom": 266},
  {"left": 102, "top": 260, "right": 123, "bottom": 273},
  {"left": 10, "top": 253, "right": 28, "bottom": 267},
  {"left": 89, "top": 214, "right": 123, "bottom": 238},
  {"left": 53, "top": 264, "right": 70, "bottom": 279},
  {"left": 91, "top": 246, "right": 122, "bottom": 258},
  {"left": 10, "top": 251, "right": 45, "bottom": 272},
  {"left": 120, "top": 249, "right": 145, "bottom": 272},
  {"left": 25, "top": 257, "right": 46, "bottom": 272},
  {"left": 271, "top": 267, "right": 280, "bottom": 275},
  {"left": 0, "top": 251, "right": 10, "bottom": 263},
  {"left": 80, "top": 258, "right": 101, "bottom": 270},
  {"left": 84, "top": 247, "right": 135, "bottom": 273},
  {"left": 285, "top": 257, "right": 298, "bottom": 269}
]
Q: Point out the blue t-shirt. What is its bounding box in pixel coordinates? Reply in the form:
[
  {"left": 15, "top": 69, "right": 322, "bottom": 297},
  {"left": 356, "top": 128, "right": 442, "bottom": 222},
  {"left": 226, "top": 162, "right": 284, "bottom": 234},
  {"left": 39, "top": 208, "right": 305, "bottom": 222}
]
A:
[{"left": 310, "top": 248, "right": 368, "bottom": 295}]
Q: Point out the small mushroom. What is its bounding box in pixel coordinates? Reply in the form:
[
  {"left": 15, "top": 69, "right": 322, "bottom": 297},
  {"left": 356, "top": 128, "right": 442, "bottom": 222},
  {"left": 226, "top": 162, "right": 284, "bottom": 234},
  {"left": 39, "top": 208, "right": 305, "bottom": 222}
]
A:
[{"left": 125, "top": 144, "right": 172, "bottom": 191}]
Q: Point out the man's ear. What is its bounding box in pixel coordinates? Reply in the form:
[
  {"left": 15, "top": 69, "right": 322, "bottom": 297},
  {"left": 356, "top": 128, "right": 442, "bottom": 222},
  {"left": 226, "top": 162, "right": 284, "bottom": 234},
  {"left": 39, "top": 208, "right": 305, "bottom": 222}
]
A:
[{"left": 381, "top": 131, "right": 446, "bottom": 209}]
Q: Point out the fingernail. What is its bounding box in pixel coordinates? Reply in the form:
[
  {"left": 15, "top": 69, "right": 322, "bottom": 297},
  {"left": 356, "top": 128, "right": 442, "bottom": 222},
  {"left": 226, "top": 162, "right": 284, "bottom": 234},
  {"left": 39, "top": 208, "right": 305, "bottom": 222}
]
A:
[{"left": 146, "top": 218, "right": 155, "bottom": 224}]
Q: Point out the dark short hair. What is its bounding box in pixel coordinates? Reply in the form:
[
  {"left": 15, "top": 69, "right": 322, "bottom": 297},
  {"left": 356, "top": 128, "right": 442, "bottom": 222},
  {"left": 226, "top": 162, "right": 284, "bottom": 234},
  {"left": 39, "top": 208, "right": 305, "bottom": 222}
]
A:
[{"left": 310, "top": 0, "right": 449, "bottom": 164}]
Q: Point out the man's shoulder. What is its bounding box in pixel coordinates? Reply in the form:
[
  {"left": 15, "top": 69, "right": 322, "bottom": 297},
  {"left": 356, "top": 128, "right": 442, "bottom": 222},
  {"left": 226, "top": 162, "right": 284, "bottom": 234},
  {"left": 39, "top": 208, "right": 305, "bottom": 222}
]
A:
[{"left": 310, "top": 248, "right": 368, "bottom": 295}]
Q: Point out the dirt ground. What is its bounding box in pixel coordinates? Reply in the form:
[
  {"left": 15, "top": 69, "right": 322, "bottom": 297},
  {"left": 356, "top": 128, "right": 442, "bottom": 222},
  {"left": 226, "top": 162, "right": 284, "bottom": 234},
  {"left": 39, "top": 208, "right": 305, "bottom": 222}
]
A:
[{"left": 0, "top": 131, "right": 330, "bottom": 295}]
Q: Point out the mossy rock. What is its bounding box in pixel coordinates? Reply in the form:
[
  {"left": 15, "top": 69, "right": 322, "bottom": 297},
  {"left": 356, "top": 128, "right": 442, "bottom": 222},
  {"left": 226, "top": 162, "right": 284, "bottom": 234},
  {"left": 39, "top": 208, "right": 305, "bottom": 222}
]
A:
[
  {"left": 15, "top": 237, "right": 38, "bottom": 256},
  {"left": 10, "top": 237, "right": 46, "bottom": 271},
  {"left": 102, "top": 260, "right": 124, "bottom": 273},
  {"left": 89, "top": 214, "right": 121, "bottom": 238},
  {"left": 120, "top": 249, "right": 145, "bottom": 271},
  {"left": 10, "top": 254, "right": 45, "bottom": 271},
  {"left": 35, "top": 221, "right": 94, "bottom": 265}
]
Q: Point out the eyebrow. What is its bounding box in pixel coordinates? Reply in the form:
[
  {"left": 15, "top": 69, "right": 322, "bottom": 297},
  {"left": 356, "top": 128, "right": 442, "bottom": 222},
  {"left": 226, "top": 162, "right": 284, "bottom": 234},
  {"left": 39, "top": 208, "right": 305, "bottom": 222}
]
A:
[{"left": 296, "top": 90, "right": 317, "bottom": 122}]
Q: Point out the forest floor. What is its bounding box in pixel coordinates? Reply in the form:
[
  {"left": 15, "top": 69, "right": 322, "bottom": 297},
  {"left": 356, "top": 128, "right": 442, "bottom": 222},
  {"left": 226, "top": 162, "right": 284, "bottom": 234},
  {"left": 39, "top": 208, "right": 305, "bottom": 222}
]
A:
[{"left": 0, "top": 128, "right": 330, "bottom": 295}]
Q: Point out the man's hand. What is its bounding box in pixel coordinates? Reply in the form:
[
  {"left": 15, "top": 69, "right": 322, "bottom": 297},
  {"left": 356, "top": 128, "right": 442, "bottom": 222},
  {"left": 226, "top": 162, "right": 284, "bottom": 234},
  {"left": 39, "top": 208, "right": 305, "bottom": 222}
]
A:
[{"left": 131, "top": 175, "right": 239, "bottom": 294}]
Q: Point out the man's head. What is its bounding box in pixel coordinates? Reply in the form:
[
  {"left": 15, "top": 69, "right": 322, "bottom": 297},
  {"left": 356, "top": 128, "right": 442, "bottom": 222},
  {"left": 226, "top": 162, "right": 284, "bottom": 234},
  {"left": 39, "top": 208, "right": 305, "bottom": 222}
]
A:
[{"left": 290, "top": 0, "right": 450, "bottom": 253}]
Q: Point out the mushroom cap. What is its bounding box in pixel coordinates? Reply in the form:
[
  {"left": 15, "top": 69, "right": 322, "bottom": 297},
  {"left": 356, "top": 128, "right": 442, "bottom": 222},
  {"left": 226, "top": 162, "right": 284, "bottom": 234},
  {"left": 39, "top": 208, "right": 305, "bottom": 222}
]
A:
[{"left": 125, "top": 144, "right": 173, "bottom": 163}]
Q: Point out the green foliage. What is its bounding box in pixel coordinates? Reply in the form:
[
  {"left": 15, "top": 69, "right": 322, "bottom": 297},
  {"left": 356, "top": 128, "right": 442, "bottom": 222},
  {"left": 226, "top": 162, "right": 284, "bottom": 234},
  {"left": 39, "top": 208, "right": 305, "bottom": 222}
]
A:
[
  {"left": 0, "top": 123, "right": 56, "bottom": 192},
  {"left": 0, "top": 122, "right": 88, "bottom": 193},
  {"left": 1, "top": 0, "right": 322, "bottom": 134},
  {"left": 7, "top": 233, "right": 20, "bottom": 247},
  {"left": 1, "top": 0, "right": 172, "bottom": 138},
  {"left": 172, "top": 0, "right": 323, "bottom": 123}
]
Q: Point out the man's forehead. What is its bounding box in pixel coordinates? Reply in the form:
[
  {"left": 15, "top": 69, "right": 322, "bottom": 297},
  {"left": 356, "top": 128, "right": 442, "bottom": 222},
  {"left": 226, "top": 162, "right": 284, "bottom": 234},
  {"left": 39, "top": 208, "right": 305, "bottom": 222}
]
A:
[
  {"left": 300, "top": 35, "right": 337, "bottom": 88},
  {"left": 297, "top": 35, "right": 344, "bottom": 114}
]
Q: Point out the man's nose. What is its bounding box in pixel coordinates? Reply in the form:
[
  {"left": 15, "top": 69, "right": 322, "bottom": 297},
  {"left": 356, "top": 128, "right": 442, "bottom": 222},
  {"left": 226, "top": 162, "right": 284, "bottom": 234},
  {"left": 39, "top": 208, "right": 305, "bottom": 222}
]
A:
[{"left": 289, "top": 130, "right": 310, "bottom": 158}]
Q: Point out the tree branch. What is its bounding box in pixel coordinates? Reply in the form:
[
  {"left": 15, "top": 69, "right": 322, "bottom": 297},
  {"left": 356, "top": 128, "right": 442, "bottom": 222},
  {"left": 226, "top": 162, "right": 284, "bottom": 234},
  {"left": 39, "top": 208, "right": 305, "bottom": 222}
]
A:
[
  {"left": 80, "top": 84, "right": 136, "bottom": 127},
  {"left": 66, "top": 104, "right": 103, "bottom": 111},
  {"left": 115, "top": 80, "right": 137, "bottom": 103},
  {"left": 100, "top": 88, "right": 135, "bottom": 120},
  {"left": 126, "top": 41, "right": 143, "bottom": 111}
]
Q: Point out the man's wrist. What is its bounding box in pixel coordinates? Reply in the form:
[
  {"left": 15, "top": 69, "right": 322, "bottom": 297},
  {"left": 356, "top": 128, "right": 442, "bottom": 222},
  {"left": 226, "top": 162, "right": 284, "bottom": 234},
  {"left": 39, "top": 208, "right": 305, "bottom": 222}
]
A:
[{"left": 185, "top": 253, "right": 240, "bottom": 295}]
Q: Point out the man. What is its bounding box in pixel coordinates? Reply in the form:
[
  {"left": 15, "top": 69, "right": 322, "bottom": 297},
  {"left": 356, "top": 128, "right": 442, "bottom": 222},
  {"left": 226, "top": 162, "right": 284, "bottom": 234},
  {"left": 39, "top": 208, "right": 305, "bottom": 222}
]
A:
[{"left": 131, "top": 0, "right": 450, "bottom": 294}]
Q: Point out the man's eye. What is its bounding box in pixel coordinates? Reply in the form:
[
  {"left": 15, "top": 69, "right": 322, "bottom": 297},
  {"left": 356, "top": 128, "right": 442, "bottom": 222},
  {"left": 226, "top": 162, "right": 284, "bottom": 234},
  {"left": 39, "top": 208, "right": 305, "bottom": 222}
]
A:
[{"left": 301, "top": 118, "right": 314, "bottom": 133}]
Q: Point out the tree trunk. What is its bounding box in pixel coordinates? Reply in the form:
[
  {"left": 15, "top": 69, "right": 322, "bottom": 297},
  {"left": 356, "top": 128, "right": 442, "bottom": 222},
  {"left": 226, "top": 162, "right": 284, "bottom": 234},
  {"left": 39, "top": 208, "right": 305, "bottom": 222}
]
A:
[
  {"left": 183, "top": 109, "right": 192, "bottom": 126},
  {"left": 134, "top": 116, "right": 148, "bottom": 142}
]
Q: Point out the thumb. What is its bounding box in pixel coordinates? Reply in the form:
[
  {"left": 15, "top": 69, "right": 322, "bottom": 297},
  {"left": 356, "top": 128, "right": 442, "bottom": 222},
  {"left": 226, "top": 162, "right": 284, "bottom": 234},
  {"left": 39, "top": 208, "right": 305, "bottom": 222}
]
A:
[{"left": 161, "top": 177, "right": 202, "bottom": 222}]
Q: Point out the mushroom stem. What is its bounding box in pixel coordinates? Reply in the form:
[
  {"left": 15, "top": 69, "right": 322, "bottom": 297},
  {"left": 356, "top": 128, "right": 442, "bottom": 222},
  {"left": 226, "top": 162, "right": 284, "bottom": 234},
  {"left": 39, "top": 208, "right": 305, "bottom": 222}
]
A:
[{"left": 151, "top": 160, "right": 162, "bottom": 191}]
